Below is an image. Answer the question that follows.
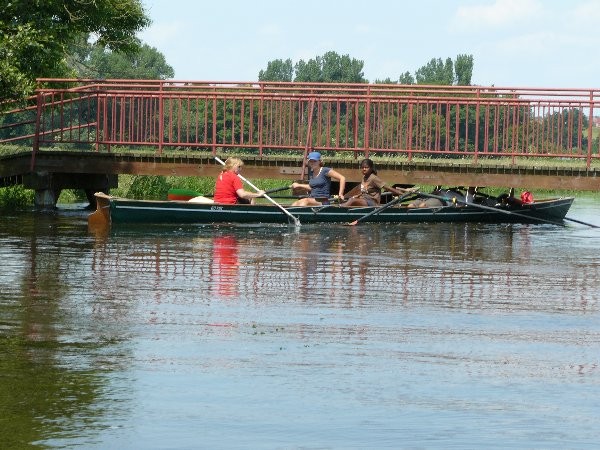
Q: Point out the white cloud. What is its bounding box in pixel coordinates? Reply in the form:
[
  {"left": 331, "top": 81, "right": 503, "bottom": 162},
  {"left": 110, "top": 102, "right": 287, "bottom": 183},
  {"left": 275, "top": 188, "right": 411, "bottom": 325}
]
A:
[{"left": 452, "top": 0, "right": 542, "bottom": 30}]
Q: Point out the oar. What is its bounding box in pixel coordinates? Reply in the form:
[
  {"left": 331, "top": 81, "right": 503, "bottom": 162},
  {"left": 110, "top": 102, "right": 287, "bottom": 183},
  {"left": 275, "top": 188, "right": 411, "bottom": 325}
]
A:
[
  {"left": 563, "top": 217, "right": 600, "bottom": 228},
  {"left": 214, "top": 157, "right": 300, "bottom": 227},
  {"left": 347, "top": 190, "right": 417, "bottom": 226},
  {"left": 416, "top": 191, "right": 565, "bottom": 226}
]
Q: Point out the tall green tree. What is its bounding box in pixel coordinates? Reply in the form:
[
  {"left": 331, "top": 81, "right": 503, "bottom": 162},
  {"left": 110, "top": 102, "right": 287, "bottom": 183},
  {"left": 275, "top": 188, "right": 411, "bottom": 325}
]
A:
[
  {"left": 415, "top": 57, "right": 454, "bottom": 85},
  {"left": 294, "top": 58, "right": 324, "bottom": 82},
  {"left": 399, "top": 71, "right": 415, "bottom": 85},
  {"left": 73, "top": 43, "right": 174, "bottom": 80},
  {"left": 0, "top": 0, "right": 150, "bottom": 103},
  {"left": 260, "top": 51, "right": 366, "bottom": 83},
  {"left": 411, "top": 54, "right": 473, "bottom": 86},
  {"left": 320, "top": 51, "right": 365, "bottom": 83},
  {"left": 295, "top": 51, "right": 366, "bottom": 83},
  {"left": 258, "top": 58, "right": 293, "bottom": 82},
  {"left": 454, "top": 54, "right": 474, "bottom": 86}
]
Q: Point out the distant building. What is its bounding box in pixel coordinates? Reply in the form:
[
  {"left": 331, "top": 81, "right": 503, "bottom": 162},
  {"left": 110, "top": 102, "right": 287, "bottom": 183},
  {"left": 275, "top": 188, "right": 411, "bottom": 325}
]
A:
[{"left": 593, "top": 116, "right": 600, "bottom": 127}]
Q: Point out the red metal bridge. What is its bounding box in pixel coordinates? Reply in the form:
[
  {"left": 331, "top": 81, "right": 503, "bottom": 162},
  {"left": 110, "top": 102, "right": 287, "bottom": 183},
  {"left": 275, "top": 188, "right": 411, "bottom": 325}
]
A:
[{"left": 1, "top": 79, "right": 599, "bottom": 206}]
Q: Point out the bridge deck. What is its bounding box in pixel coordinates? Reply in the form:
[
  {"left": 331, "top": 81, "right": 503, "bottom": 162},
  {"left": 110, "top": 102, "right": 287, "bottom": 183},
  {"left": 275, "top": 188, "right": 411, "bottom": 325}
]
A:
[{"left": 2, "top": 150, "right": 598, "bottom": 191}]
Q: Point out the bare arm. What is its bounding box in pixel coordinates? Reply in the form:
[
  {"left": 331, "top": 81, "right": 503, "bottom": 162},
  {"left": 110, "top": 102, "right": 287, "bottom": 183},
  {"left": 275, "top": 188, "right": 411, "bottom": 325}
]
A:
[
  {"left": 327, "top": 169, "right": 346, "bottom": 198},
  {"left": 236, "top": 188, "right": 265, "bottom": 200},
  {"left": 291, "top": 182, "right": 312, "bottom": 198},
  {"left": 291, "top": 182, "right": 311, "bottom": 191},
  {"left": 384, "top": 185, "right": 417, "bottom": 196}
]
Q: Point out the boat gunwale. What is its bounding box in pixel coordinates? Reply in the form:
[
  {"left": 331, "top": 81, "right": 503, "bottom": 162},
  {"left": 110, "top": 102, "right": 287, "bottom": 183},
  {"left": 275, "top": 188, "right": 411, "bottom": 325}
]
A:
[{"left": 103, "top": 194, "right": 575, "bottom": 225}]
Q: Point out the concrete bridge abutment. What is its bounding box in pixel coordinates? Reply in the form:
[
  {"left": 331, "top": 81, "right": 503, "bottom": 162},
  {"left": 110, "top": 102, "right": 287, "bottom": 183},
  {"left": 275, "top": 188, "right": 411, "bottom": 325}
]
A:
[{"left": 24, "top": 172, "right": 118, "bottom": 209}]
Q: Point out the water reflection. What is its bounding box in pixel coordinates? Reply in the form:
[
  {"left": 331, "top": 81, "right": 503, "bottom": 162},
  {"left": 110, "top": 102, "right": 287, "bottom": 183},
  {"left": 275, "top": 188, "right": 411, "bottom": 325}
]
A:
[
  {"left": 3, "top": 207, "right": 599, "bottom": 447},
  {"left": 0, "top": 211, "right": 127, "bottom": 448},
  {"left": 209, "top": 235, "right": 240, "bottom": 297},
  {"left": 84, "top": 222, "right": 600, "bottom": 313}
]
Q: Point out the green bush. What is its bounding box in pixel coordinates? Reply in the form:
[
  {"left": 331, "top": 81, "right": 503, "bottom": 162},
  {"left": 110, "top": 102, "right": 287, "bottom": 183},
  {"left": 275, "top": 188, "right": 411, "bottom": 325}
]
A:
[
  {"left": 125, "top": 175, "right": 170, "bottom": 200},
  {"left": 0, "top": 185, "right": 34, "bottom": 209},
  {"left": 57, "top": 189, "right": 87, "bottom": 203}
]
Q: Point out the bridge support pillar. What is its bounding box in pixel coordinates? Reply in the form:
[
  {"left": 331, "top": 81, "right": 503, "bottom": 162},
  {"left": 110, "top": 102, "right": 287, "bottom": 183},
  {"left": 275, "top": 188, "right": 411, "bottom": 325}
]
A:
[
  {"left": 34, "top": 188, "right": 61, "bottom": 209},
  {"left": 24, "top": 172, "right": 118, "bottom": 209}
]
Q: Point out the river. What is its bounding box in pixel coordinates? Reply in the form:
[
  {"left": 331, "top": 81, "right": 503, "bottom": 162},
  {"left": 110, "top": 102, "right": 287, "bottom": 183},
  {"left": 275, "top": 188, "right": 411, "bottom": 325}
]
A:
[{"left": 1, "top": 195, "right": 599, "bottom": 448}]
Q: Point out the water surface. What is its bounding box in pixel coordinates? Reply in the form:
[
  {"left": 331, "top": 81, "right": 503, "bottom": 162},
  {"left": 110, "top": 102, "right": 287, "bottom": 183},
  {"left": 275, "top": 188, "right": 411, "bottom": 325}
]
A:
[{"left": 1, "top": 196, "right": 599, "bottom": 448}]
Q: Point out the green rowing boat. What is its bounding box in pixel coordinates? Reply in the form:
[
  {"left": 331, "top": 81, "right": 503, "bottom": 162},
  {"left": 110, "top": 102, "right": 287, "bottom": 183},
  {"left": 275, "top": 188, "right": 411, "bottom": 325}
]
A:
[{"left": 89, "top": 192, "right": 575, "bottom": 228}]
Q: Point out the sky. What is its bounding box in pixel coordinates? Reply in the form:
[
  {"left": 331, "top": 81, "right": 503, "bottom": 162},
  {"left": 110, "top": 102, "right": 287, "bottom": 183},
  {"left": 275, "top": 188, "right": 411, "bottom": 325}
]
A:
[{"left": 139, "top": 0, "right": 600, "bottom": 88}]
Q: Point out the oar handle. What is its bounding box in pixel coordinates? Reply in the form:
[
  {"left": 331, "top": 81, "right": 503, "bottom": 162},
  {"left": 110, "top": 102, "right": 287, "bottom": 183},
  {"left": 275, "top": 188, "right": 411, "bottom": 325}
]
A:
[{"left": 264, "top": 185, "right": 291, "bottom": 195}]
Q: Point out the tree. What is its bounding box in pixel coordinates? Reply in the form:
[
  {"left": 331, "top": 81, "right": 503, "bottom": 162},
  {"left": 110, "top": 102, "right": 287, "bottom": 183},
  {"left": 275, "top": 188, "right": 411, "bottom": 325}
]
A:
[
  {"left": 320, "top": 51, "right": 365, "bottom": 83},
  {"left": 294, "top": 57, "right": 325, "bottom": 82},
  {"left": 0, "top": 0, "right": 150, "bottom": 103},
  {"left": 454, "top": 54, "right": 474, "bottom": 86},
  {"left": 374, "top": 77, "right": 398, "bottom": 84},
  {"left": 415, "top": 57, "right": 454, "bottom": 85},
  {"left": 411, "top": 54, "right": 474, "bottom": 86},
  {"left": 260, "top": 51, "right": 366, "bottom": 83},
  {"left": 73, "top": 43, "right": 174, "bottom": 80},
  {"left": 398, "top": 71, "right": 415, "bottom": 85},
  {"left": 258, "top": 59, "right": 293, "bottom": 82}
]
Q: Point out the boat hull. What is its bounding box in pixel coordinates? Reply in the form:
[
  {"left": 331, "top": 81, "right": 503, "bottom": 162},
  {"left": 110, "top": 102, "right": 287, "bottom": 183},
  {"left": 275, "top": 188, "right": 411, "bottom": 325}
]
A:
[{"left": 93, "top": 194, "right": 575, "bottom": 226}]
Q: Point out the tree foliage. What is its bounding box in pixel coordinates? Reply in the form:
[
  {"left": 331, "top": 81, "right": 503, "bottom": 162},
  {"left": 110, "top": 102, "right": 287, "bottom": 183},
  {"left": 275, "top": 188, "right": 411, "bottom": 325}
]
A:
[
  {"left": 454, "top": 54, "right": 474, "bottom": 86},
  {"left": 0, "top": 0, "right": 150, "bottom": 102},
  {"left": 260, "top": 51, "right": 366, "bottom": 83},
  {"left": 415, "top": 57, "right": 455, "bottom": 85},
  {"left": 258, "top": 59, "right": 293, "bottom": 82},
  {"left": 318, "top": 51, "right": 365, "bottom": 83},
  {"left": 400, "top": 54, "right": 474, "bottom": 86},
  {"left": 70, "top": 42, "right": 174, "bottom": 80},
  {"left": 399, "top": 71, "right": 416, "bottom": 85}
]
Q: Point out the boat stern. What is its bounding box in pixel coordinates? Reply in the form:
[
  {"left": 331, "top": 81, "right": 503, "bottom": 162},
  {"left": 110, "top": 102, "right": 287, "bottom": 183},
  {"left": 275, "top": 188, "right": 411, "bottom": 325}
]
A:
[{"left": 88, "top": 192, "right": 112, "bottom": 231}]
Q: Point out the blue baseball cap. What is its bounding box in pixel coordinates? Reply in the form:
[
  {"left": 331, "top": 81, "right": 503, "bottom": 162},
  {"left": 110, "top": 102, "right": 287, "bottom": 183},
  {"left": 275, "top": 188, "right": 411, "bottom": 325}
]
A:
[{"left": 307, "top": 151, "right": 321, "bottom": 161}]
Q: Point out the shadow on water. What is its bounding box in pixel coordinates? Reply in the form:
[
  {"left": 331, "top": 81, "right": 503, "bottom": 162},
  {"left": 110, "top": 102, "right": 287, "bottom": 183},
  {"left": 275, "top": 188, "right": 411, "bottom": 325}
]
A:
[{"left": 1, "top": 209, "right": 132, "bottom": 447}]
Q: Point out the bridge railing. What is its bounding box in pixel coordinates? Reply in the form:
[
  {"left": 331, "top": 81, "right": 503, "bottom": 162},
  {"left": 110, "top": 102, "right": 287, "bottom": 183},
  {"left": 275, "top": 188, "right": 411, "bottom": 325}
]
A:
[{"left": 1, "top": 79, "right": 599, "bottom": 169}]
